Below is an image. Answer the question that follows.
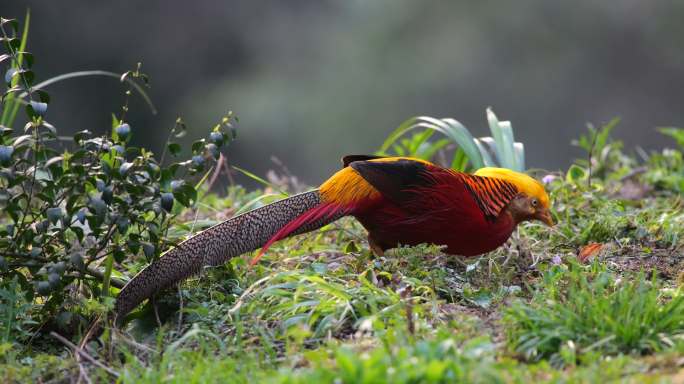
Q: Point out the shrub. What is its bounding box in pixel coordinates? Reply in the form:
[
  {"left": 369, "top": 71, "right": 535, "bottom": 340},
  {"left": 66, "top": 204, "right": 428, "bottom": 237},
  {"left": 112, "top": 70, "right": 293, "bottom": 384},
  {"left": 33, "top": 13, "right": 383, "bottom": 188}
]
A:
[{"left": 0, "top": 15, "right": 236, "bottom": 337}]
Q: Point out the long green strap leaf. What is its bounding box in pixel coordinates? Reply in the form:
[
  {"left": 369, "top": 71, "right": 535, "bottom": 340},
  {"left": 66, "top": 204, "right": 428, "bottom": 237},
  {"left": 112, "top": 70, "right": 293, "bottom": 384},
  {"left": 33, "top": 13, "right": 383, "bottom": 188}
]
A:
[
  {"left": 379, "top": 116, "right": 486, "bottom": 169},
  {"left": 438, "top": 117, "right": 485, "bottom": 169},
  {"left": 498, "top": 120, "right": 523, "bottom": 171},
  {"left": 514, "top": 142, "right": 525, "bottom": 171},
  {"left": 473, "top": 137, "right": 496, "bottom": 167},
  {"left": 487, "top": 108, "right": 518, "bottom": 170},
  {"left": 379, "top": 109, "right": 525, "bottom": 171}
]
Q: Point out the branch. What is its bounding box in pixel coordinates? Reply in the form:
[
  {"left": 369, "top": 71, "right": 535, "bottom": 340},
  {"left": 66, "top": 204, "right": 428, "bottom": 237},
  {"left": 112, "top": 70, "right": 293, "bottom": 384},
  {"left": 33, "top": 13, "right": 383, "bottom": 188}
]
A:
[
  {"left": 50, "top": 331, "right": 120, "bottom": 378},
  {"left": 85, "top": 266, "right": 126, "bottom": 289}
]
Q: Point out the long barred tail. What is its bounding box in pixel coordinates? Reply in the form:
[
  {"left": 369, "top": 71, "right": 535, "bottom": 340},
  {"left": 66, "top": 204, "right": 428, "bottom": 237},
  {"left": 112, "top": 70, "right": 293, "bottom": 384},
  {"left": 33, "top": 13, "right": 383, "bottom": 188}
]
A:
[{"left": 114, "top": 190, "right": 346, "bottom": 322}]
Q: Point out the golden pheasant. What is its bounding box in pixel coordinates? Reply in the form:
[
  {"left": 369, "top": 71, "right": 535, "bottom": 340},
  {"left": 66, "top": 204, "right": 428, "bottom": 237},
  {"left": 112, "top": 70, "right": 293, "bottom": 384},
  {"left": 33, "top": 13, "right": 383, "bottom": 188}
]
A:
[{"left": 114, "top": 156, "right": 552, "bottom": 321}]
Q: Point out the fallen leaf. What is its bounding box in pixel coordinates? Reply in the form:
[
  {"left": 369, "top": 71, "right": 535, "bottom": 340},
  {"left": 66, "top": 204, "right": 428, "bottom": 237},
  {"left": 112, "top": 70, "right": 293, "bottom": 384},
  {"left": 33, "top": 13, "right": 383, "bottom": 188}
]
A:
[{"left": 578, "top": 243, "right": 604, "bottom": 263}]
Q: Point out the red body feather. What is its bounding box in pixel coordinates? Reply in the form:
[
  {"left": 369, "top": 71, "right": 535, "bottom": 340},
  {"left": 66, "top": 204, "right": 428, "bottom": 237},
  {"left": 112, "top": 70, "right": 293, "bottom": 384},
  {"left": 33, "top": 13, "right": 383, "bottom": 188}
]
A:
[{"left": 352, "top": 166, "right": 516, "bottom": 256}]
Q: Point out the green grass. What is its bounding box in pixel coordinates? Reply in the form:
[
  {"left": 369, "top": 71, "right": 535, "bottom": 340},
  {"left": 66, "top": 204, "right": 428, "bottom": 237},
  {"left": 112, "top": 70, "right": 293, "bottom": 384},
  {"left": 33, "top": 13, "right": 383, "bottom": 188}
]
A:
[
  {"left": 111, "top": 326, "right": 662, "bottom": 384},
  {"left": 505, "top": 263, "right": 684, "bottom": 366},
  {"left": 5, "top": 129, "right": 684, "bottom": 383}
]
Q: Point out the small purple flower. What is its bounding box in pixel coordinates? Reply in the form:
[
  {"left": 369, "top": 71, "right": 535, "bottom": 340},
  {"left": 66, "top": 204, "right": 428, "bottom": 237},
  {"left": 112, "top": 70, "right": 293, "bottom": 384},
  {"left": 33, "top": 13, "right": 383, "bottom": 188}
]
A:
[
  {"left": 542, "top": 174, "right": 557, "bottom": 184},
  {"left": 551, "top": 254, "right": 562, "bottom": 265}
]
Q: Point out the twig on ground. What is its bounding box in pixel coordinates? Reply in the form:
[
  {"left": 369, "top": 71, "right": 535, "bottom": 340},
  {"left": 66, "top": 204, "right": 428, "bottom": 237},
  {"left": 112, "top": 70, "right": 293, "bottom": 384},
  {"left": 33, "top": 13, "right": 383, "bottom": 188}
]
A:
[
  {"left": 113, "top": 329, "right": 159, "bottom": 354},
  {"left": 77, "top": 359, "right": 93, "bottom": 384},
  {"left": 178, "top": 284, "right": 184, "bottom": 333},
  {"left": 50, "top": 331, "right": 120, "bottom": 378},
  {"left": 79, "top": 316, "right": 103, "bottom": 351},
  {"left": 399, "top": 285, "right": 415, "bottom": 335},
  {"left": 152, "top": 297, "right": 162, "bottom": 328}
]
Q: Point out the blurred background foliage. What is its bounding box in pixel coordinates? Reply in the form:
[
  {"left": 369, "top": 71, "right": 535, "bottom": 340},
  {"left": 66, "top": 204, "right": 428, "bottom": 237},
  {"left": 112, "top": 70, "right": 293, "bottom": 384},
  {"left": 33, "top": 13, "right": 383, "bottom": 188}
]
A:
[{"left": 4, "top": 0, "right": 684, "bottom": 183}]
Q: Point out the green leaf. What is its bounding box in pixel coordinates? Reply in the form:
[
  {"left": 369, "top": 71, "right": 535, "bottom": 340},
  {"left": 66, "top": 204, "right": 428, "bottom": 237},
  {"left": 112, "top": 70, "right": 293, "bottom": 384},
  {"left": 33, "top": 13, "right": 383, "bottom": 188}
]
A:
[
  {"left": 142, "top": 243, "right": 155, "bottom": 259},
  {"left": 343, "top": 240, "right": 359, "bottom": 253},
  {"left": 658, "top": 127, "right": 684, "bottom": 149},
  {"left": 0, "top": 18, "right": 19, "bottom": 32},
  {"left": 472, "top": 137, "right": 496, "bottom": 167},
  {"left": 378, "top": 110, "right": 527, "bottom": 171},
  {"left": 167, "top": 142, "right": 181, "bottom": 157},
  {"left": 171, "top": 181, "right": 197, "bottom": 207},
  {"left": 450, "top": 148, "right": 469, "bottom": 171},
  {"left": 425, "top": 116, "right": 485, "bottom": 167},
  {"left": 46, "top": 207, "right": 63, "bottom": 224},
  {"left": 379, "top": 116, "right": 487, "bottom": 169},
  {"left": 0, "top": 145, "right": 13, "bottom": 165},
  {"left": 17, "top": 52, "right": 33, "bottom": 68},
  {"left": 566, "top": 164, "right": 587, "bottom": 183},
  {"left": 514, "top": 142, "right": 525, "bottom": 171},
  {"left": 12, "top": 134, "right": 32, "bottom": 147},
  {"left": 191, "top": 139, "right": 206, "bottom": 153}
]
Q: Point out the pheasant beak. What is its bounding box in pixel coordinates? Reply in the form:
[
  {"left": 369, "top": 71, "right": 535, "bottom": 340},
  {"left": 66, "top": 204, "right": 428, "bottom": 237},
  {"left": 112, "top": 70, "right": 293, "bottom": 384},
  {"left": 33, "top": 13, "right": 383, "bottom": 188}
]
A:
[{"left": 535, "top": 208, "right": 554, "bottom": 227}]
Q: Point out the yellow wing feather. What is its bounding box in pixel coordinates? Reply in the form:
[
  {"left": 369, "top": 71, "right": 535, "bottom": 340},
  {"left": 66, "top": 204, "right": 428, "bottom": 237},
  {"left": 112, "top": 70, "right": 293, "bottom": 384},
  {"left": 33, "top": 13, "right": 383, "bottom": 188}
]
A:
[{"left": 319, "top": 157, "right": 434, "bottom": 206}]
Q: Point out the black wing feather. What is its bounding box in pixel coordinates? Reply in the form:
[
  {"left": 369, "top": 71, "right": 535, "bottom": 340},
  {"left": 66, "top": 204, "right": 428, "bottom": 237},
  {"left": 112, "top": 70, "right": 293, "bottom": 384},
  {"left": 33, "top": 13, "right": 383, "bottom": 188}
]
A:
[
  {"left": 341, "top": 155, "right": 385, "bottom": 168},
  {"left": 349, "top": 159, "right": 434, "bottom": 204}
]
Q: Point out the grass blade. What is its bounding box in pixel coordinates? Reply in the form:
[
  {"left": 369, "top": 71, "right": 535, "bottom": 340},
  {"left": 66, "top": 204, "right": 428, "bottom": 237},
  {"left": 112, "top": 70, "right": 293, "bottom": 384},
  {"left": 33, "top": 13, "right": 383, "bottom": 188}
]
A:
[
  {"left": 378, "top": 116, "right": 419, "bottom": 154},
  {"left": 232, "top": 165, "right": 287, "bottom": 195},
  {"left": 1, "top": 9, "right": 30, "bottom": 127},
  {"left": 450, "top": 148, "right": 468, "bottom": 171},
  {"left": 234, "top": 193, "right": 288, "bottom": 215},
  {"left": 27, "top": 70, "right": 157, "bottom": 114}
]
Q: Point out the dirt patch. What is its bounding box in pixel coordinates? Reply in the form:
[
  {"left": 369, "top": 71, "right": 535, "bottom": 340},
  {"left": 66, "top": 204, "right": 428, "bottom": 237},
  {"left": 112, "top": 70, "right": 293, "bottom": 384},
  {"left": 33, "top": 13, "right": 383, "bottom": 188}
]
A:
[
  {"left": 604, "top": 247, "right": 684, "bottom": 281},
  {"left": 438, "top": 302, "right": 506, "bottom": 343}
]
